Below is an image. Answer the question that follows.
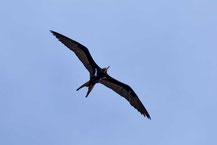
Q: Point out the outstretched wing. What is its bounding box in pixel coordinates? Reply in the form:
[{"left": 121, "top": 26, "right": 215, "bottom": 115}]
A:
[
  {"left": 50, "top": 30, "right": 99, "bottom": 77},
  {"left": 100, "top": 75, "right": 151, "bottom": 119}
]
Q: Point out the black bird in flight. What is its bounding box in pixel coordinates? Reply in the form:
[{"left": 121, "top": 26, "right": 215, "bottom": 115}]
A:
[{"left": 50, "top": 30, "right": 151, "bottom": 119}]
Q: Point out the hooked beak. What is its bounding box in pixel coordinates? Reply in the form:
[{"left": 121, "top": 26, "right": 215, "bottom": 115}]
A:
[{"left": 104, "top": 66, "right": 110, "bottom": 73}]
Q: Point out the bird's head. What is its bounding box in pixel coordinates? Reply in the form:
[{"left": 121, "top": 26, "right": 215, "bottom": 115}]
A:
[{"left": 103, "top": 66, "right": 110, "bottom": 74}]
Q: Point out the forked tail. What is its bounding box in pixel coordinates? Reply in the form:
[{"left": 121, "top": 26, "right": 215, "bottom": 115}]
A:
[{"left": 76, "top": 80, "right": 95, "bottom": 97}]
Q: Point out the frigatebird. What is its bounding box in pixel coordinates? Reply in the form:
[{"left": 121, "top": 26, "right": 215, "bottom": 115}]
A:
[{"left": 50, "top": 30, "right": 151, "bottom": 119}]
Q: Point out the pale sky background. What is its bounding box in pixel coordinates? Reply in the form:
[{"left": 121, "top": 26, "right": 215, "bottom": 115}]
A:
[{"left": 1, "top": 0, "right": 217, "bottom": 145}]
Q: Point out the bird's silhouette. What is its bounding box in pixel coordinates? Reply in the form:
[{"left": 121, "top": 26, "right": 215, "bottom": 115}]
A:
[{"left": 50, "top": 30, "right": 151, "bottom": 119}]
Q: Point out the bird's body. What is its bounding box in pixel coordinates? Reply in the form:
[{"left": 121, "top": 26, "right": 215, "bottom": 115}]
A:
[
  {"left": 50, "top": 30, "right": 151, "bottom": 119},
  {"left": 77, "top": 67, "right": 109, "bottom": 97}
]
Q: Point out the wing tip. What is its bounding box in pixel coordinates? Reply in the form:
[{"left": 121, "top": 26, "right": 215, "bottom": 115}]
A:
[
  {"left": 49, "top": 30, "right": 70, "bottom": 42},
  {"left": 49, "top": 30, "right": 68, "bottom": 43},
  {"left": 141, "top": 111, "right": 151, "bottom": 120},
  {"left": 141, "top": 109, "right": 151, "bottom": 120},
  {"left": 50, "top": 30, "right": 58, "bottom": 36},
  {"left": 146, "top": 114, "right": 151, "bottom": 120}
]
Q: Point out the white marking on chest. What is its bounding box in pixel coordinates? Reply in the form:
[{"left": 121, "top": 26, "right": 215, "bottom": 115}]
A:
[{"left": 94, "top": 69, "right": 97, "bottom": 77}]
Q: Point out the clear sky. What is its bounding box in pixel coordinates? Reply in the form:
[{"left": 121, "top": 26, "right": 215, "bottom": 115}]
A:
[{"left": 1, "top": 0, "right": 217, "bottom": 145}]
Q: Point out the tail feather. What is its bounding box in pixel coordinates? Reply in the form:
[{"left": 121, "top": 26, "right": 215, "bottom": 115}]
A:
[
  {"left": 85, "top": 85, "right": 94, "bottom": 97},
  {"left": 77, "top": 81, "right": 90, "bottom": 91},
  {"left": 77, "top": 80, "right": 95, "bottom": 98}
]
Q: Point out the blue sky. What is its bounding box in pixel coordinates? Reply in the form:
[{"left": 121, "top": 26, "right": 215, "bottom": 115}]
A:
[{"left": 1, "top": 0, "right": 217, "bottom": 145}]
